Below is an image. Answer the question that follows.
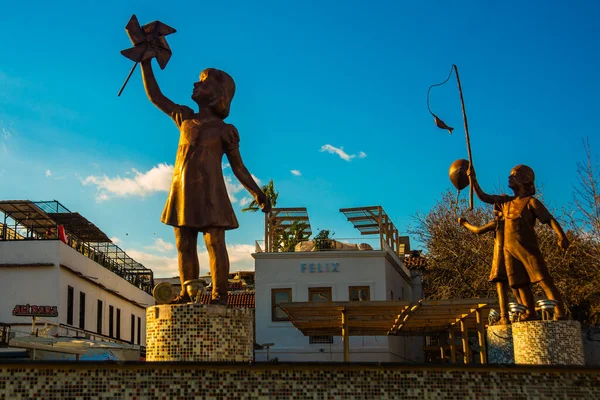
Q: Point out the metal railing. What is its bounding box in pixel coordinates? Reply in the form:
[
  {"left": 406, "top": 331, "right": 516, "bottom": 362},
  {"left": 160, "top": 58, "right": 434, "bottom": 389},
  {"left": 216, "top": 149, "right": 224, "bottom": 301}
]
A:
[
  {"left": 1, "top": 227, "right": 153, "bottom": 294},
  {"left": 254, "top": 237, "right": 382, "bottom": 253}
]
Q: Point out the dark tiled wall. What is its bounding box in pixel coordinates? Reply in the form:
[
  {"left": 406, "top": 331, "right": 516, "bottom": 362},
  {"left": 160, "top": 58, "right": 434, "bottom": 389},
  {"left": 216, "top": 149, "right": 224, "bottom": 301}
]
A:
[{"left": 0, "top": 363, "right": 599, "bottom": 399}]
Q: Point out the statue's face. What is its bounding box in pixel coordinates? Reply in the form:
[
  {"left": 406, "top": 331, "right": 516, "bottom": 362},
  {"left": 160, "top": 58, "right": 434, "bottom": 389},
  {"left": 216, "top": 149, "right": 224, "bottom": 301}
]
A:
[
  {"left": 192, "top": 70, "right": 218, "bottom": 103},
  {"left": 508, "top": 167, "right": 532, "bottom": 191},
  {"left": 508, "top": 168, "right": 517, "bottom": 189}
]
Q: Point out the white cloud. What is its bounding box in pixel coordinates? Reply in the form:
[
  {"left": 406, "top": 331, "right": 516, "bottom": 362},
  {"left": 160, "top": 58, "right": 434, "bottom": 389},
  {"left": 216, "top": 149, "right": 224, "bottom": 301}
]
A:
[
  {"left": 240, "top": 197, "right": 253, "bottom": 207},
  {"left": 224, "top": 175, "right": 245, "bottom": 203},
  {"left": 110, "top": 237, "right": 122, "bottom": 244},
  {"left": 222, "top": 162, "right": 230, "bottom": 169},
  {"left": 0, "top": 127, "right": 10, "bottom": 153},
  {"left": 145, "top": 238, "right": 175, "bottom": 253},
  {"left": 290, "top": 170, "right": 302, "bottom": 176},
  {"left": 82, "top": 163, "right": 173, "bottom": 201},
  {"left": 83, "top": 162, "right": 258, "bottom": 204},
  {"left": 320, "top": 144, "right": 366, "bottom": 162},
  {"left": 45, "top": 169, "right": 52, "bottom": 177},
  {"left": 126, "top": 243, "right": 256, "bottom": 278}
]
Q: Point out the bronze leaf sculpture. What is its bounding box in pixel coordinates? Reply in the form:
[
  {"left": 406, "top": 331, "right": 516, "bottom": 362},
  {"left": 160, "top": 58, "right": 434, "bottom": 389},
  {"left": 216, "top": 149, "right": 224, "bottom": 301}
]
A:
[{"left": 120, "top": 15, "right": 271, "bottom": 305}]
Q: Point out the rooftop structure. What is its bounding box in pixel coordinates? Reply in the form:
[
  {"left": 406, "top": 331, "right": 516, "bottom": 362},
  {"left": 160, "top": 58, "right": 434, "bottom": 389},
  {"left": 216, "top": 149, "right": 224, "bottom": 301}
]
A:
[
  {"left": 0, "top": 200, "right": 154, "bottom": 294},
  {"left": 258, "top": 205, "right": 411, "bottom": 259}
]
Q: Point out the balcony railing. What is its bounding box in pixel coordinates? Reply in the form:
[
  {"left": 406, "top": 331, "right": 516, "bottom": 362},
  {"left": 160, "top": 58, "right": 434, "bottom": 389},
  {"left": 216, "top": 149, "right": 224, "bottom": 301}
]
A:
[{"left": 254, "top": 237, "right": 383, "bottom": 253}]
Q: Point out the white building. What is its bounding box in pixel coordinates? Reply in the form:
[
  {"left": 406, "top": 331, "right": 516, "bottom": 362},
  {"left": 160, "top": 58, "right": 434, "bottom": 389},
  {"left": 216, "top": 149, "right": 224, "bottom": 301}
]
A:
[
  {"left": 0, "top": 200, "right": 154, "bottom": 359},
  {"left": 254, "top": 206, "right": 425, "bottom": 363}
]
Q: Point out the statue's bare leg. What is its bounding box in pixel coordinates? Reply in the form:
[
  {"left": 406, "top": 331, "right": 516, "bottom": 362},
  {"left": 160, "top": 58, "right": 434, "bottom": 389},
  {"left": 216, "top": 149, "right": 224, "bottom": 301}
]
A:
[
  {"left": 174, "top": 227, "right": 199, "bottom": 300},
  {"left": 518, "top": 286, "right": 538, "bottom": 321},
  {"left": 496, "top": 282, "right": 510, "bottom": 325},
  {"left": 204, "top": 228, "right": 229, "bottom": 305},
  {"left": 538, "top": 278, "right": 567, "bottom": 320},
  {"left": 511, "top": 288, "right": 522, "bottom": 304}
]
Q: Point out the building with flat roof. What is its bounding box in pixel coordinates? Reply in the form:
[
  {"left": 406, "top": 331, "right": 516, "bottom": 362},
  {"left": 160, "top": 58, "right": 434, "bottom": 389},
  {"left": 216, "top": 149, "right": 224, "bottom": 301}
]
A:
[
  {"left": 254, "top": 206, "right": 425, "bottom": 363},
  {"left": 0, "top": 200, "right": 155, "bottom": 359}
]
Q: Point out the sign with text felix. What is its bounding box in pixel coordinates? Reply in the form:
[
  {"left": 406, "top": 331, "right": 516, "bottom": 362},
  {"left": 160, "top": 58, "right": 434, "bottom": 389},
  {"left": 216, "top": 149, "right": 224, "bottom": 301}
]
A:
[{"left": 300, "top": 263, "right": 340, "bottom": 273}]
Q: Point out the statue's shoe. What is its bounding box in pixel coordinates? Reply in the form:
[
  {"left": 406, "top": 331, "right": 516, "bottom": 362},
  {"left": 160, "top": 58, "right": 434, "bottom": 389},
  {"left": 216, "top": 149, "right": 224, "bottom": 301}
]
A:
[{"left": 172, "top": 293, "right": 192, "bottom": 304}]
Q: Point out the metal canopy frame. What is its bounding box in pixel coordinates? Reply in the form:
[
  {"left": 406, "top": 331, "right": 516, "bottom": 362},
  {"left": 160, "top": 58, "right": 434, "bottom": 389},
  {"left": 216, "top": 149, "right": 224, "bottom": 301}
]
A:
[
  {"left": 47, "top": 213, "right": 110, "bottom": 243},
  {"left": 0, "top": 200, "right": 154, "bottom": 294},
  {"left": 339, "top": 206, "right": 410, "bottom": 256},
  {"left": 280, "top": 298, "right": 497, "bottom": 363},
  {"left": 0, "top": 200, "right": 58, "bottom": 238},
  {"left": 265, "top": 207, "right": 312, "bottom": 252}
]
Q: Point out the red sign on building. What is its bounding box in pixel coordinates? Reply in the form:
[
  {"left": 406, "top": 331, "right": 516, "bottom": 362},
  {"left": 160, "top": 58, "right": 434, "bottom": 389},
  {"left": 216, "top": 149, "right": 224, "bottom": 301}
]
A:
[{"left": 12, "top": 304, "right": 58, "bottom": 317}]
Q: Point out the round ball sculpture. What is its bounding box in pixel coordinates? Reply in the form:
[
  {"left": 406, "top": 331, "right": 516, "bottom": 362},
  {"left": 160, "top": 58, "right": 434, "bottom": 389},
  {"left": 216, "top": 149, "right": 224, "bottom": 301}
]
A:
[{"left": 449, "top": 159, "right": 471, "bottom": 191}]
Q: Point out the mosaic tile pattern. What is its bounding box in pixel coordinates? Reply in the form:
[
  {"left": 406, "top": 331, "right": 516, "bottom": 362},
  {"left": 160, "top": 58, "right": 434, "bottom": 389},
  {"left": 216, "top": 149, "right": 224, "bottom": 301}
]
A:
[
  {"left": 512, "top": 320, "right": 585, "bottom": 365},
  {"left": 0, "top": 363, "right": 599, "bottom": 399},
  {"left": 487, "top": 324, "right": 514, "bottom": 364},
  {"left": 146, "top": 304, "right": 254, "bottom": 362}
]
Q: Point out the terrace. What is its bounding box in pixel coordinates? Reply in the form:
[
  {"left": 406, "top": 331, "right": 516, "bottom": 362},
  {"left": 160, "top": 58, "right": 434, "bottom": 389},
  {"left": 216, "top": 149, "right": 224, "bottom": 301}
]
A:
[
  {"left": 256, "top": 206, "right": 411, "bottom": 258},
  {"left": 0, "top": 200, "right": 154, "bottom": 294}
]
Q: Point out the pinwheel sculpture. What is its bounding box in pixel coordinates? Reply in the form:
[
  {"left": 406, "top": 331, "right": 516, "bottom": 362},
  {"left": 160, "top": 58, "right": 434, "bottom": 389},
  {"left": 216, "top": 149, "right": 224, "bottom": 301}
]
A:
[{"left": 117, "top": 14, "right": 177, "bottom": 96}]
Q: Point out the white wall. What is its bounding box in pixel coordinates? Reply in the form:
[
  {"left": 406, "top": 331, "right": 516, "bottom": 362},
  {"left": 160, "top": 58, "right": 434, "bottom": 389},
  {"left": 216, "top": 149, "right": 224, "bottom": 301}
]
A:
[
  {"left": 0, "top": 241, "right": 60, "bottom": 265},
  {"left": 254, "top": 250, "right": 415, "bottom": 362},
  {"left": 59, "top": 269, "right": 147, "bottom": 345},
  {"left": 59, "top": 245, "right": 153, "bottom": 345},
  {"left": 0, "top": 240, "right": 153, "bottom": 346},
  {"left": 0, "top": 265, "right": 60, "bottom": 327},
  {"left": 59, "top": 245, "right": 153, "bottom": 306},
  {"left": 0, "top": 241, "right": 61, "bottom": 327}
]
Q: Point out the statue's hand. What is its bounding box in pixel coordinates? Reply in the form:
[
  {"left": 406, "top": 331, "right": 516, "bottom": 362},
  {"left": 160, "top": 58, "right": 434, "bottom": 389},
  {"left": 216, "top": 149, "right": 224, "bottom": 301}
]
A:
[
  {"left": 458, "top": 217, "right": 468, "bottom": 226},
  {"left": 558, "top": 236, "right": 570, "bottom": 251},
  {"left": 258, "top": 193, "right": 272, "bottom": 214}
]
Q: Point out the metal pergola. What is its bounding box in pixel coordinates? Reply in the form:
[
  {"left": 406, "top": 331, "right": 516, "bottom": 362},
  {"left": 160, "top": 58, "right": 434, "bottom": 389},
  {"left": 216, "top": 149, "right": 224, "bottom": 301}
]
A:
[
  {"left": 339, "top": 206, "right": 410, "bottom": 257},
  {"left": 264, "top": 207, "right": 312, "bottom": 252}
]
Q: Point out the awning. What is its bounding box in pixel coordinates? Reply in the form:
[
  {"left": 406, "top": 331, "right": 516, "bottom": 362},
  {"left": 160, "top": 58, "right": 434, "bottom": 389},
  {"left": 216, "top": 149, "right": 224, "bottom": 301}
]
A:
[
  {"left": 280, "top": 299, "right": 499, "bottom": 363},
  {"left": 48, "top": 212, "right": 111, "bottom": 243},
  {"left": 281, "top": 299, "right": 498, "bottom": 337}
]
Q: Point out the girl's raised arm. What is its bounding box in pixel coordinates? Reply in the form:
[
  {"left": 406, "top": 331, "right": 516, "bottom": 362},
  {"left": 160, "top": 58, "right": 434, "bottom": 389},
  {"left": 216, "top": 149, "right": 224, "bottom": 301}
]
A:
[{"left": 140, "top": 59, "right": 177, "bottom": 115}]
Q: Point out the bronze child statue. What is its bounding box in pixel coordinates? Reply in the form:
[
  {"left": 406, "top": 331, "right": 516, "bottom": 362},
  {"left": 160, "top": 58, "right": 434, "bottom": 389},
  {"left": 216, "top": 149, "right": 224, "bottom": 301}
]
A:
[
  {"left": 139, "top": 58, "right": 271, "bottom": 304},
  {"left": 459, "top": 205, "right": 532, "bottom": 325},
  {"left": 468, "top": 165, "right": 569, "bottom": 320}
]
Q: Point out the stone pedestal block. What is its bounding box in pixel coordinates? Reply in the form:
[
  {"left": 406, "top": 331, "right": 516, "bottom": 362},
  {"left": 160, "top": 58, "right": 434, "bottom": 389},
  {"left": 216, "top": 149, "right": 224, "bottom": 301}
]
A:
[
  {"left": 487, "top": 324, "right": 514, "bottom": 364},
  {"left": 512, "top": 320, "right": 584, "bottom": 365},
  {"left": 146, "top": 304, "right": 254, "bottom": 362}
]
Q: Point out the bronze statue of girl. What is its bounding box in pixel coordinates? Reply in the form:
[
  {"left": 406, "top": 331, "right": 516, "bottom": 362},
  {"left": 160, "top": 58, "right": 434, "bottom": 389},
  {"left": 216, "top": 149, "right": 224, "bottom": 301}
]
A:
[
  {"left": 468, "top": 165, "right": 569, "bottom": 320},
  {"left": 139, "top": 58, "right": 271, "bottom": 304}
]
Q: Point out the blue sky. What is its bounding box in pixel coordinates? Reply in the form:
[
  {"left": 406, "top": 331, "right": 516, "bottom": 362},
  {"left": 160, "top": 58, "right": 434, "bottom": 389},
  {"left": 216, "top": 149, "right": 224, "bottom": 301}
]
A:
[{"left": 1, "top": 1, "right": 599, "bottom": 277}]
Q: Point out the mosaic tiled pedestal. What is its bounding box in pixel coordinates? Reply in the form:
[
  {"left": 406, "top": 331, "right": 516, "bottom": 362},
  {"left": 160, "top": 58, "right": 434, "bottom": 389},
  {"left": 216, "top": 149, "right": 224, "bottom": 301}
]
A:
[
  {"left": 146, "top": 304, "right": 254, "bottom": 362},
  {"left": 487, "top": 324, "right": 514, "bottom": 364},
  {"left": 512, "top": 320, "right": 584, "bottom": 365}
]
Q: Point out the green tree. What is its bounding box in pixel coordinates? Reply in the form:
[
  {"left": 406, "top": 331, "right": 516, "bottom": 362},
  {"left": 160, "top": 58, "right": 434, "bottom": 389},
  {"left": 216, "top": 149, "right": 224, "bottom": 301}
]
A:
[
  {"left": 276, "top": 220, "right": 310, "bottom": 252},
  {"left": 241, "top": 179, "right": 279, "bottom": 212},
  {"left": 241, "top": 179, "right": 278, "bottom": 251},
  {"left": 314, "top": 229, "right": 335, "bottom": 251}
]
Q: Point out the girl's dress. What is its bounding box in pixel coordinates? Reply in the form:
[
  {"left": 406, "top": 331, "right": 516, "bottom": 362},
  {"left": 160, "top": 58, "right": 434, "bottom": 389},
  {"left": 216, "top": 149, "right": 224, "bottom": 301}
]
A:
[{"left": 161, "top": 105, "right": 240, "bottom": 231}]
